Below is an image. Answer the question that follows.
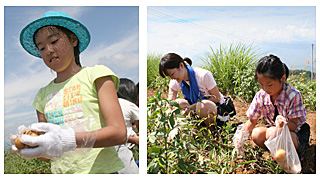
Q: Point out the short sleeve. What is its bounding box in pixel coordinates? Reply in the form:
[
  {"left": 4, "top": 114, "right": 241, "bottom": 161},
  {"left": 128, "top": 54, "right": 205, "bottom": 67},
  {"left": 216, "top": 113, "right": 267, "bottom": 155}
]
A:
[
  {"left": 169, "top": 79, "right": 181, "bottom": 92},
  {"left": 203, "top": 71, "right": 217, "bottom": 90},
  {"left": 246, "top": 92, "right": 262, "bottom": 119},
  {"left": 130, "top": 103, "right": 139, "bottom": 122},
  {"left": 89, "top": 65, "right": 119, "bottom": 90},
  {"left": 32, "top": 87, "right": 47, "bottom": 114}
]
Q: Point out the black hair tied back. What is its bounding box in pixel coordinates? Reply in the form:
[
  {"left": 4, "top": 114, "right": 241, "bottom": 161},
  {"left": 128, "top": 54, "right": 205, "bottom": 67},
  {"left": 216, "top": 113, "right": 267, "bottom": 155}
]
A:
[
  {"left": 255, "top": 54, "right": 289, "bottom": 81},
  {"left": 183, "top": 57, "right": 192, "bottom": 66},
  {"left": 159, "top": 53, "right": 193, "bottom": 78}
]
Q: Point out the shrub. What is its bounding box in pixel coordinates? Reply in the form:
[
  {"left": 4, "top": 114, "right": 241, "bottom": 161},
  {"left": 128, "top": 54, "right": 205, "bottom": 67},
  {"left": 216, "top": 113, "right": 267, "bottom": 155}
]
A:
[{"left": 287, "top": 71, "right": 316, "bottom": 111}]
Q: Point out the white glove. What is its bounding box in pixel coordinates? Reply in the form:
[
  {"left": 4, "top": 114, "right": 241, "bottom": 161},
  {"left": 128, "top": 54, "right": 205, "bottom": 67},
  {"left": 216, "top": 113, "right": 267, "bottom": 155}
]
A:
[
  {"left": 11, "top": 123, "right": 76, "bottom": 159},
  {"left": 233, "top": 123, "right": 249, "bottom": 155}
]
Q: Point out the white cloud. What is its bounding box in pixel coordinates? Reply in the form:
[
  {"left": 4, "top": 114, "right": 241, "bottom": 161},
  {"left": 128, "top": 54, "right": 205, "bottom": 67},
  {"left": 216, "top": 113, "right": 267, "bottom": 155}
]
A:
[
  {"left": 51, "top": 7, "right": 87, "bottom": 19},
  {"left": 104, "top": 52, "right": 139, "bottom": 70},
  {"left": 82, "top": 32, "right": 139, "bottom": 68},
  {"left": 148, "top": 7, "right": 316, "bottom": 57},
  {"left": 4, "top": 53, "right": 56, "bottom": 115},
  {"left": 5, "top": 69, "right": 54, "bottom": 99},
  {"left": 5, "top": 110, "right": 36, "bottom": 121}
]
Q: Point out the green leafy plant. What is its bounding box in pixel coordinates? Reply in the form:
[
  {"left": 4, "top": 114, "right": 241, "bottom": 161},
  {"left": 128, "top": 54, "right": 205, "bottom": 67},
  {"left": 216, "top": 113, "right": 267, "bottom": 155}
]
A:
[
  {"left": 287, "top": 71, "right": 316, "bottom": 111},
  {"left": 200, "top": 42, "right": 262, "bottom": 100},
  {"left": 147, "top": 43, "right": 316, "bottom": 174},
  {"left": 147, "top": 91, "right": 256, "bottom": 174}
]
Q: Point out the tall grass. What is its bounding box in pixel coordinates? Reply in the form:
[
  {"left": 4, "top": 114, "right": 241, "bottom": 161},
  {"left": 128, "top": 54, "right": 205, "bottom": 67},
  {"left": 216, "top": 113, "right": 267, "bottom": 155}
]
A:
[
  {"left": 200, "top": 43, "right": 262, "bottom": 102},
  {"left": 147, "top": 53, "right": 170, "bottom": 90}
]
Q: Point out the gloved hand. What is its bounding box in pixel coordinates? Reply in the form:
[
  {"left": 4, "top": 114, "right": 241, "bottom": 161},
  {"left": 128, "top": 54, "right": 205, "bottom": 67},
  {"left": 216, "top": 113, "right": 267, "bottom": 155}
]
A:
[
  {"left": 275, "top": 115, "right": 286, "bottom": 128},
  {"left": 11, "top": 123, "right": 76, "bottom": 159},
  {"left": 233, "top": 123, "right": 249, "bottom": 155}
]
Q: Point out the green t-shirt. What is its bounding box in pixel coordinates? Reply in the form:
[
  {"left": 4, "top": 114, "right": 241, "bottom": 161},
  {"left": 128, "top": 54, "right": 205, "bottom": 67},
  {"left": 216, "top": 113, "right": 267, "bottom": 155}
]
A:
[{"left": 33, "top": 65, "right": 124, "bottom": 174}]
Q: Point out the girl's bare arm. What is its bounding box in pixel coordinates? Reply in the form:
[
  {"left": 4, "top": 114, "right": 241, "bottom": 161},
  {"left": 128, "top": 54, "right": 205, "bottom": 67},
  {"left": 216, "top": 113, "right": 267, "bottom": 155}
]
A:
[
  {"left": 207, "top": 86, "right": 221, "bottom": 103},
  {"left": 168, "top": 87, "right": 177, "bottom": 100},
  {"left": 76, "top": 76, "right": 127, "bottom": 148},
  {"left": 245, "top": 118, "right": 258, "bottom": 132}
]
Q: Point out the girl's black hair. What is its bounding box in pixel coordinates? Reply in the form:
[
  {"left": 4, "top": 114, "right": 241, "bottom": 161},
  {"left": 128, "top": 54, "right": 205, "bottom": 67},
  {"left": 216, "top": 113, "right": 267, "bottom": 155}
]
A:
[
  {"left": 33, "top": 26, "right": 81, "bottom": 67},
  {"left": 117, "top": 78, "right": 138, "bottom": 104},
  {"left": 255, "top": 54, "right": 289, "bottom": 81},
  {"left": 159, "top": 53, "right": 192, "bottom": 78}
]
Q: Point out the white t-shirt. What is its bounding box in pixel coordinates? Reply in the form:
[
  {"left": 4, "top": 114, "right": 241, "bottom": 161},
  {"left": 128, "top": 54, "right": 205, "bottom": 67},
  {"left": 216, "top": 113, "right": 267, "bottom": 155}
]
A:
[
  {"left": 169, "top": 67, "right": 224, "bottom": 104},
  {"left": 118, "top": 98, "right": 139, "bottom": 139}
]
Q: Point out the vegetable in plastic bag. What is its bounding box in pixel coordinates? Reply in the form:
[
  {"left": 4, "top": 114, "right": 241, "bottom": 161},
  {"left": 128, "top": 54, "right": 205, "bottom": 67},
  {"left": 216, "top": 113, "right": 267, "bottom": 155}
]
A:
[{"left": 264, "top": 120, "right": 301, "bottom": 174}]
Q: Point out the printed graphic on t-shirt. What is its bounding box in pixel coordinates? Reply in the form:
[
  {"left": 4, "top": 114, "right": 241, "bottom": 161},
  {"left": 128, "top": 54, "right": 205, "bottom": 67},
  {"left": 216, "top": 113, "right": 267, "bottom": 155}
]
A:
[{"left": 44, "top": 84, "right": 85, "bottom": 127}]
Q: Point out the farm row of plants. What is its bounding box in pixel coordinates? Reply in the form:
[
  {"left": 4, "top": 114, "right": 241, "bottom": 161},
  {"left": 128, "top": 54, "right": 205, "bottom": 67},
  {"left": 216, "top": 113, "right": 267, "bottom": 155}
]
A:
[{"left": 147, "top": 43, "right": 316, "bottom": 174}]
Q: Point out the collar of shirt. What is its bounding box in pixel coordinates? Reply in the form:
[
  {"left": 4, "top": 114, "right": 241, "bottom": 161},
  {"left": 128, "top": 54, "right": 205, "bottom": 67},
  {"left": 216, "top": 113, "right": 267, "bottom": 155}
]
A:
[{"left": 263, "top": 83, "right": 287, "bottom": 107}]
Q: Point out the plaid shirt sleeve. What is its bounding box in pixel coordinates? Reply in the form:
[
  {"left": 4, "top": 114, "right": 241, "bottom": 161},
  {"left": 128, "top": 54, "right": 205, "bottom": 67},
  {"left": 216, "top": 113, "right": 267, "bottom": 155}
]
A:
[
  {"left": 287, "top": 91, "right": 307, "bottom": 130},
  {"left": 246, "top": 91, "right": 263, "bottom": 119}
]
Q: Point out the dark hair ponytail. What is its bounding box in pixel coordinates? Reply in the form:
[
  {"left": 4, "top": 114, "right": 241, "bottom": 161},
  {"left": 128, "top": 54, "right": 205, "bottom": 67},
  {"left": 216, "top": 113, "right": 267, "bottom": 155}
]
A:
[
  {"left": 183, "top": 57, "right": 192, "bottom": 66},
  {"left": 159, "top": 53, "right": 192, "bottom": 78},
  {"left": 255, "top": 54, "right": 289, "bottom": 81}
]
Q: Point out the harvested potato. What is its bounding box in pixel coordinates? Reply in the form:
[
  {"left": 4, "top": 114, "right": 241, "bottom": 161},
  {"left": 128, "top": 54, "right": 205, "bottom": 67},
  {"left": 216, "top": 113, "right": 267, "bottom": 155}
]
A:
[
  {"left": 289, "top": 164, "right": 300, "bottom": 174},
  {"left": 14, "top": 130, "right": 45, "bottom": 149},
  {"left": 14, "top": 136, "right": 25, "bottom": 149},
  {"left": 275, "top": 148, "right": 287, "bottom": 162}
]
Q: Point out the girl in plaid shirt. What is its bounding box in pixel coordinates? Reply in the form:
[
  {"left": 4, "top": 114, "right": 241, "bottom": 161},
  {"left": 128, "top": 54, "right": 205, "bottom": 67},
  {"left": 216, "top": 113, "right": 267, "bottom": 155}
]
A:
[{"left": 235, "top": 54, "right": 310, "bottom": 155}]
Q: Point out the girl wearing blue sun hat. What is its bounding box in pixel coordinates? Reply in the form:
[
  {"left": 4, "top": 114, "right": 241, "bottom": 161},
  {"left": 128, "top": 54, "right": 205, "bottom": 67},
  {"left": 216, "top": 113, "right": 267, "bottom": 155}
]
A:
[{"left": 12, "top": 11, "right": 128, "bottom": 174}]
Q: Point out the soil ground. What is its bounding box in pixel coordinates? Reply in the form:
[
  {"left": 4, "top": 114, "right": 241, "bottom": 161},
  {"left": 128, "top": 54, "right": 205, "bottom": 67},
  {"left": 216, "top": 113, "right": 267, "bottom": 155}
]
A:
[{"left": 147, "top": 90, "right": 316, "bottom": 174}]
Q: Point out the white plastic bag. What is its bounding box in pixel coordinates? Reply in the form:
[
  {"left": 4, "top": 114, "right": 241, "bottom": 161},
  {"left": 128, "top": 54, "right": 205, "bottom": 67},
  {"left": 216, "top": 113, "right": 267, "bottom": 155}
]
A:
[{"left": 264, "top": 121, "right": 301, "bottom": 174}]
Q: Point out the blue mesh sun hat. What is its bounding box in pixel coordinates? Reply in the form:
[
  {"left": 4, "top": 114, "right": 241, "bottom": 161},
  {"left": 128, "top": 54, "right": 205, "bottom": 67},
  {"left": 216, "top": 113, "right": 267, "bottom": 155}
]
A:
[{"left": 20, "top": 11, "right": 90, "bottom": 58}]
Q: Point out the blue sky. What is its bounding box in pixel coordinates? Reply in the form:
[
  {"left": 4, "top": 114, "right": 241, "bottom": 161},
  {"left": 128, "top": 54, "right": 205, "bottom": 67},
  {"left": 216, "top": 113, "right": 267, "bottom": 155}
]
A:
[
  {"left": 4, "top": 6, "right": 139, "bottom": 147},
  {"left": 148, "top": 6, "right": 316, "bottom": 70}
]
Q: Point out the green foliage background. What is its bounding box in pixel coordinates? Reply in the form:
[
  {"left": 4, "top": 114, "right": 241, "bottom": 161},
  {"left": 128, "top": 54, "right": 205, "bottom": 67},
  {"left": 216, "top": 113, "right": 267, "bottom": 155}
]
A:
[
  {"left": 147, "top": 43, "right": 316, "bottom": 174},
  {"left": 147, "top": 43, "right": 316, "bottom": 111}
]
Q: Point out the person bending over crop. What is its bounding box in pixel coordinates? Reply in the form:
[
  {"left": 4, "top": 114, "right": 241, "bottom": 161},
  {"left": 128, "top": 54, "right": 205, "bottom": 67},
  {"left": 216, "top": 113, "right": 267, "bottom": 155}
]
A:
[
  {"left": 234, "top": 54, "right": 310, "bottom": 156},
  {"left": 159, "top": 53, "right": 236, "bottom": 127}
]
